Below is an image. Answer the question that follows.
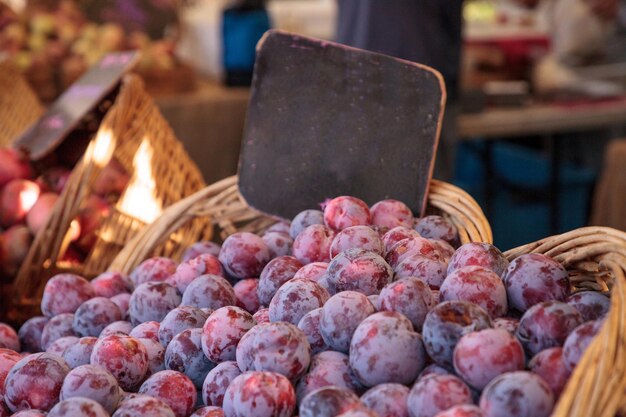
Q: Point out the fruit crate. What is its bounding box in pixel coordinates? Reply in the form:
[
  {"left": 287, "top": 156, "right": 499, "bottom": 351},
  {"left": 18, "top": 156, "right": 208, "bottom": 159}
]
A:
[
  {"left": 0, "top": 61, "right": 44, "bottom": 146},
  {"left": 7, "top": 74, "right": 208, "bottom": 323},
  {"left": 109, "top": 175, "right": 493, "bottom": 276}
]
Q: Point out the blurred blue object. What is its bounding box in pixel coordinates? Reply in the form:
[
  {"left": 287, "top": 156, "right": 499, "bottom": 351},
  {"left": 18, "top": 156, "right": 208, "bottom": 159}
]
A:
[
  {"left": 222, "top": 5, "right": 271, "bottom": 85},
  {"left": 455, "top": 141, "right": 596, "bottom": 250}
]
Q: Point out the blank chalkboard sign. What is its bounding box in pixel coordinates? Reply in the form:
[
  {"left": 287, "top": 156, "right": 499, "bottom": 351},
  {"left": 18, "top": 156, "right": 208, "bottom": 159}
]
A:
[
  {"left": 15, "top": 51, "right": 139, "bottom": 161},
  {"left": 238, "top": 30, "right": 446, "bottom": 220}
]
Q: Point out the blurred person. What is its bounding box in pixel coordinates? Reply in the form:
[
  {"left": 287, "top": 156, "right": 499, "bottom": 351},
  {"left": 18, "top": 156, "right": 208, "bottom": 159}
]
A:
[{"left": 335, "top": 0, "right": 620, "bottom": 181}]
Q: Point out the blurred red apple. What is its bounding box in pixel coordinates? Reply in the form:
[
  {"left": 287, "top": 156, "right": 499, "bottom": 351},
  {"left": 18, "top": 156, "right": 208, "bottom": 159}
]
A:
[
  {"left": 26, "top": 192, "right": 59, "bottom": 235},
  {"left": 0, "top": 179, "right": 40, "bottom": 227},
  {"left": 75, "top": 195, "right": 111, "bottom": 254},
  {"left": 92, "top": 159, "right": 129, "bottom": 197},
  {"left": 0, "top": 148, "right": 33, "bottom": 188},
  {"left": 1, "top": 225, "right": 32, "bottom": 276}
]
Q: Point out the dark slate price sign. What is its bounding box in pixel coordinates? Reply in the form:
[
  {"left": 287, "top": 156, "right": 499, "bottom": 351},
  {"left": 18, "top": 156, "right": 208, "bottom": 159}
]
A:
[
  {"left": 238, "top": 30, "right": 446, "bottom": 220},
  {"left": 15, "top": 51, "right": 139, "bottom": 161}
]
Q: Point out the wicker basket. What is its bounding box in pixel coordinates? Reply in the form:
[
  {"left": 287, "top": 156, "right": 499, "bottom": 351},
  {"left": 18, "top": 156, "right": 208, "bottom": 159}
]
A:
[
  {"left": 9, "top": 74, "right": 207, "bottom": 320},
  {"left": 0, "top": 61, "right": 44, "bottom": 146},
  {"left": 504, "top": 226, "right": 626, "bottom": 417},
  {"left": 110, "top": 175, "right": 492, "bottom": 274}
]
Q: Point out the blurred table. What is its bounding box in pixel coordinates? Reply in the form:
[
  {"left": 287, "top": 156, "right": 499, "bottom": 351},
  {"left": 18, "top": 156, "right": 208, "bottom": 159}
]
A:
[
  {"left": 155, "top": 79, "right": 250, "bottom": 184},
  {"left": 457, "top": 98, "right": 626, "bottom": 233},
  {"left": 458, "top": 98, "right": 626, "bottom": 139}
]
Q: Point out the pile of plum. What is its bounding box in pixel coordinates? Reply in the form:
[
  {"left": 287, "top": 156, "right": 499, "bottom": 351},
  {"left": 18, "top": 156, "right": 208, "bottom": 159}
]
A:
[
  {"left": 0, "top": 146, "right": 129, "bottom": 279},
  {"left": 0, "top": 195, "right": 610, "bottom": 417}
]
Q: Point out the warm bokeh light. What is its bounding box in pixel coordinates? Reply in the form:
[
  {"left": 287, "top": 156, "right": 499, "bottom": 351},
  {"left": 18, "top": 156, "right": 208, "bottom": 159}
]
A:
[
  {"left": 19, "top": 183, "right": 40, "bottom": 213},
  {"left": 92, "top": 129, "right": 114, "bottom": 167},
  {"left": 118, "top": 138, "right": 162, "bottom": 223}
]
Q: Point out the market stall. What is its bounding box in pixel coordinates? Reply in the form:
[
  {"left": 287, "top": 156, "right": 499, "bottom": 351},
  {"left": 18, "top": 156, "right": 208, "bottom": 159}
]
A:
[{"left": 0, "top": 1, "right": 625, "bottom": 417}]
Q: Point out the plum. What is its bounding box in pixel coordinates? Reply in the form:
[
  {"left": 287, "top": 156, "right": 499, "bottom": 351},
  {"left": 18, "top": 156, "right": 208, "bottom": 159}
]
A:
[
  {"left": 370, "top": 199, "right": 413, "bottom": 229},
  {"left": 262, "top": 231, "right": 294, "bottom": 258},
  {"left": 60, "top": 364, "right": 121, "bottom": 413},
  {"left": 159, "top": 305, "right": 208, "bottom": 347},
  {"left": 91, "top": 271, "right": 132, "bottom": 298},
  {"left": 562, "top": 319, "right": 603, "bottom": 372},
  {"left": 129, "top": 257, "right": 176, "bottom": 287},
  {"left": 0, "top": 348, "right": 21, "bottom": 398},
  {"left": 269, "top": 278, "right": 329, "bottom": 325},
  {"left": 386, "top": 237, "right": 441, "bottom": 268},
  {"left": 414, "top": 215, "right": 459, "bottom": 247},
  {"left": 112, "top": 395, "right": 176, "bottom": 417},
  {"left": 182, "top": 241, "right": 222, "bottom": 262},
  {"left": 299, "top": 386, "right": 365, "bottom": 417},
  {"left": 290, "top": 209, "right": 325, "bottom": 239},
  {"left": 361, "top": 383, "right": 410, "bottom": 417},
  {"left": 218, "top": 232, "right": 271, "bottom": 279},
  {"left": 433, "top": 405, "right": 485, "bottom": 417},
  {"left": 504, "top": 254, "right": 570, "bottom": 312},
  {"left": 165, "top": 328, "right": 216, "bottom": 389},
  {"left": 350, "top": 311, "right": 426, "bottom": 386},
  {"left": 139, "top": 337, "right": 166, "bottom": 375},
  {"left": 90, "top": 335, "right": 149, "bottom": 391},
  {"left": 129, "top": 282, "right": 181, "bottom": 325},
  {"left": 479, "top": 371, "right": 554, "bottom": 417},
  {"left": 297, "top": 307, "right": 329, "bottom": 354},
  {"left": 202, "top": 361, "right": 241, "bottom": 407},
  {"left": 201, "top": 306, "right": 255, "bottom": 363},
  {"left": 529, "top": 347, "right": 571, "bottom": 398},
  {"left": 48, "top": 397, "right": 109, "bottom": 417},
  {"left": 46, "top": 336, "right": 79, "bottom": 356},
  {"left": 296, "top": 351, "right": 363, "bottom": 404},
  {"left": 257, "top": 256, "right": 303, "bottom": 306},
  {"left": 168, "top": 254, "right": 224, "bottom": 294},
  {"left": 252, "top": 308, "right": 270, "bottom": 324},
  {"left": 181, "top": 274, "right": 235, "bottom": 311},
  {"left": 110, "top": 293, "right": 131, "bottom": 320},
  {"left": 62, "top": 336, "right": 97, "bottom": 368},
  {"left": 139, "top": 370, "right": 197, "bottom": 417},
  {"left": 447, "top": 243, "right": 508, "bottom": 277},
  {"left": 329, "top": 225, "right": 384, "bottom": 258},
  {"left": 379, "top": 277, "right": 435, "bottom": 330},
  {"left": 9, "top": 410, "right": 47, "bottom": 417},
  {"left": 0, "top": 323, "right": 19, "bottom": 351},
  {"left": 566, "top": 291, "right": 610, "bottom": 322},
  {"left": 293, "top": 262, "right": 328, "bottom": 283},
  {"left": 393, "top": 254, "right": 448, "bottom": 290},
  {"left": 323, "top": 196, "right": 371, "bottom": 231},
  {"left": 267, "top": 221, "right": 291, "bottom": 235},
  {"left": 453, "top": 328, "right": 525, "bottom": 390},
  {"left": 407, "top": 374, "right": 473, "bottom": 417},
  {"left": 233, "top": 278, "right": 261, "bottom": 313},
  {"left": 223, "top": 371, "right": 295, "bottom": 417},
  {"left": 41, "top": 313, "right": 77, "bottom": 350},
  {"left": 381, "top": 226, "right": 421, "bottom": 254},
  {"left": 4, "top": 353, "right": 70, "bottom": 412},
  {"left": 422, "top": 301, "right": 492, "bottom": 369},
  {"left": 17, "top": 316, "right": 48, "bottom": 353},
  {"left": 440, "top": 266, "right": 508, "bottom": 318},
  {"left": 250, "top": 321, "right": 310, "bottom": 381},
  {"left": 319, "top": 291, "right": 376, "bottom": 353},
  {"left": 516, "top": 301, "right": 583, "bottom": 356},
  {"left": 191, "top": 406, "right": 224, "bottom": 417},
  {"left": 493, "top": 317, "right": 519, "bottom": 335},
  {"left": 418, "top": 364, "right": 450, "bottom": 379},
  {"left": 292, "top": 224, "right": 335, "bottom": 264},
  {"left": 236, "top": 323, "right": 270, "bottom": 373},
  {"left": 73, "top": 296, "right": 123, "bottom": 337},
  {"left": 130, "top": 321, "right": 160, "bottom": 341},
  {"left": 41, "top": 273, "right": 95, "bottom": 317},
  {"left": 100, "top": 321, "right": 133, "bottom": 337},
  {"left": 326, "top": 248, "right": 393, "bottom": 295}
]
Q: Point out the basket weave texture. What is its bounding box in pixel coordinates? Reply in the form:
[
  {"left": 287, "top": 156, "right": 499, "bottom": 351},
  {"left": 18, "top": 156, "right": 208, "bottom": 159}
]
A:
[
  {"left": 504, "top": 226, "right": 626, "bottom": 417},
  {"left": 10, "top": 75, "right": 207, "bottom": 317},
  {"left": 0, "top": 61, "right": 44, "bottom": 146},
  {"left": 110, "top": 175, "right": 492, "bottom": 274}
]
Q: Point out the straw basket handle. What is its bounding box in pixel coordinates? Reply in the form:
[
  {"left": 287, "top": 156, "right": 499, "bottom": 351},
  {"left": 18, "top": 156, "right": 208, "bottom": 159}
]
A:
[
  {"left": 110, "top": 175, "right": 492, "bottom": 274},
  {"left": 504, "top": 227, "right": 626, "bottom": 417}
]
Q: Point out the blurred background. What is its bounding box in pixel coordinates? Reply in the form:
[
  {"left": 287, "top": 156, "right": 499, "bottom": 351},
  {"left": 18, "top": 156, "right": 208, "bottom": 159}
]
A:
[{"left": 1, "top": 0, "right": 626, "bottom": 250}]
